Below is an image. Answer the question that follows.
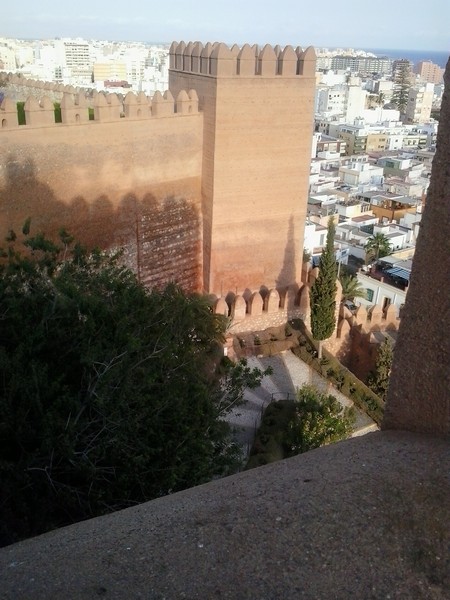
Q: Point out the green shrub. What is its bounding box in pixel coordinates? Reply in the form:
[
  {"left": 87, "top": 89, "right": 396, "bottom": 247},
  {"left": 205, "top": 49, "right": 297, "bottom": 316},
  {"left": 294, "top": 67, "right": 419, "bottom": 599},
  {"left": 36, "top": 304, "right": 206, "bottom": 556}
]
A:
[
  {"left": 284, "top": 385, "right": 355, "bottom": 456},
  {"left": 54, "top": 102, "right": 62, "bottom": 123},
  {"left": 246, "top": 387, "right": 355, "bottom": 470},
  {"left": 17, "top": 102, "right": 25, "bottom": 125}
]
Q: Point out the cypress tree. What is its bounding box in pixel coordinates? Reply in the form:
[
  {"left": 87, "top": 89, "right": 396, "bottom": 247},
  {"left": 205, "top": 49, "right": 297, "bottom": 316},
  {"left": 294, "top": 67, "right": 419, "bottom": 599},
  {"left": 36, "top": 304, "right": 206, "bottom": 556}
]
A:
[
  {"left": 310, "top": 218, "right": 337, "bottom": 357},
  {"left": 392, "top": 60, "right": 412, "bottom": 115}
]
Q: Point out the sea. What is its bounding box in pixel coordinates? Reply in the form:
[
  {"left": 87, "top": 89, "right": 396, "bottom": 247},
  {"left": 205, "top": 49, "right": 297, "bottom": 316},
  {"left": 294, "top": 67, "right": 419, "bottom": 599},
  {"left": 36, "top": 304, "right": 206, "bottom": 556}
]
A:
[{"left": 362, "top": 48, "right": 449, "bottom": 68}]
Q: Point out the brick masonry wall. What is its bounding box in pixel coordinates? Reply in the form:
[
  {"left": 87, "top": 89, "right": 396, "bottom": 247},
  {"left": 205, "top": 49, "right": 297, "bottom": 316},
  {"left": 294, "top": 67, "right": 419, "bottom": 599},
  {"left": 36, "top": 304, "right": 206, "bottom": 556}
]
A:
[
  {"left": 170, "top": 50, "right": 315, "bottom": 296},
  {"left": 0, "top": 114, "right": 204, "bottom": 291}
]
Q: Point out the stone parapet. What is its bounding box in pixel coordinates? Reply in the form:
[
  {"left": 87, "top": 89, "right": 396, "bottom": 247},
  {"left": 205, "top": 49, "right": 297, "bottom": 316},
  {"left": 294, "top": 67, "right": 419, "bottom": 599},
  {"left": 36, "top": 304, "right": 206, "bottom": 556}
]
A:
[
  {"left": 169, "top": 41, "right": 316, "bottom": 77},
  {"left": 0, "top": 87, "right": 199, "bottom": 130},
  {"left": 1, "top": 432, "right": 448, "bottom": 598}
]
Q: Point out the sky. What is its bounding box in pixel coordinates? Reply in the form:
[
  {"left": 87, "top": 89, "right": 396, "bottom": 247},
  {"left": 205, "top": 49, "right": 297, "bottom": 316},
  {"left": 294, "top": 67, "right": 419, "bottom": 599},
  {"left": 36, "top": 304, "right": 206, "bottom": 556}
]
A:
[{"left": 3, "top": 0, "right": 450, "bottom": 51}]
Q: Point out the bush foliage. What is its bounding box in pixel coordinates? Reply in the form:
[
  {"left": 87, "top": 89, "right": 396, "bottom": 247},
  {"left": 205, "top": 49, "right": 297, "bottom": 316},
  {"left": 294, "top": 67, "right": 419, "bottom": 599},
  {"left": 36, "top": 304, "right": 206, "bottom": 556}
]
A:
[
  {"left": 292, "top": 332, "right": 385, "bottom": 425},
  {"left": 0, "top": 228, "right": 268, "bottom": 545},
  {"left": 246, "top": 385, "right": 354, "bottom": 469}
]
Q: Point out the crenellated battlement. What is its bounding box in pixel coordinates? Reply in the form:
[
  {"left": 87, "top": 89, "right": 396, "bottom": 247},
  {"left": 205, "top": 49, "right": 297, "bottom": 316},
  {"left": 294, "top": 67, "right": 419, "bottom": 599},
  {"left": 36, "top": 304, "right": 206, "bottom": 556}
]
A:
[
  {"left": 169, "top": 41, "right": 316, "bottom": 77},
  {"left": 0, "top": 84, "right": 199, "bottom": 129},
  {"left": 0, "top": 71, "right": 82, "bottom": 102},
  {"left": 211, "top": 284, "right": 306, "bottom": 334}
]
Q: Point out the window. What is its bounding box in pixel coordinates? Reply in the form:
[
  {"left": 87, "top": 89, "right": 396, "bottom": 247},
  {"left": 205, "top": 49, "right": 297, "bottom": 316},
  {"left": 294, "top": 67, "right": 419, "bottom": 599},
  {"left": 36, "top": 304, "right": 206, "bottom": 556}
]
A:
[{"left": 366, "top": 289, "right": 374, "bottom": 302}]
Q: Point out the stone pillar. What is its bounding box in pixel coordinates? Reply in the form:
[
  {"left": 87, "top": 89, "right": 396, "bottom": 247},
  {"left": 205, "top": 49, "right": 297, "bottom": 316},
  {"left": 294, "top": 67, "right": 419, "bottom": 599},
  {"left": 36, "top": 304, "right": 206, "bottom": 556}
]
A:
[{"left": 382, "top": 58, "right": 450, "bottom": 435}]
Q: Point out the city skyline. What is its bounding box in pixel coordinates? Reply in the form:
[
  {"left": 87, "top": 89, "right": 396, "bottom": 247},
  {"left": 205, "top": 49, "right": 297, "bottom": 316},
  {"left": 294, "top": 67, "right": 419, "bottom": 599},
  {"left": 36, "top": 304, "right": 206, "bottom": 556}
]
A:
[{"left": 4, "top": 0, "right": 449, "bottom": 52}]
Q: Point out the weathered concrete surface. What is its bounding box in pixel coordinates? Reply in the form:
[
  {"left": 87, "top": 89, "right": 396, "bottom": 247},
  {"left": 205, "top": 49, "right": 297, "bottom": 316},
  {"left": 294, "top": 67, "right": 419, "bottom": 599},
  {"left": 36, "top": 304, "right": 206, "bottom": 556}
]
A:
[{"left": 1, "top": 431, "right": 448, "bottom": 599}]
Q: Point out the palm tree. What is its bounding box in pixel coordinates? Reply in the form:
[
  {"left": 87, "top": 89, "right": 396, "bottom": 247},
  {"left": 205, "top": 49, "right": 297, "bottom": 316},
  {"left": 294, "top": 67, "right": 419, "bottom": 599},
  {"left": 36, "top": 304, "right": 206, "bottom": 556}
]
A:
[
  {"left": 339, "top": 273, "right": 367, "bottom": 302},
  {"left": 377, "top": 92, "right": 385, "bottom": 107},
  {"left": 364, "top": 233, "right": 392, "bottom": 263}
]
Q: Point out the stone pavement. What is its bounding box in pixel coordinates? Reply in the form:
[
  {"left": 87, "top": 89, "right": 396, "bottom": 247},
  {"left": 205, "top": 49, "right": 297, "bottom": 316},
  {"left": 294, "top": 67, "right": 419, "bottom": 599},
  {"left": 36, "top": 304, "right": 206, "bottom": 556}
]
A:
[{"left": 226, "top": 350, "right": 377, "bottom": 455}]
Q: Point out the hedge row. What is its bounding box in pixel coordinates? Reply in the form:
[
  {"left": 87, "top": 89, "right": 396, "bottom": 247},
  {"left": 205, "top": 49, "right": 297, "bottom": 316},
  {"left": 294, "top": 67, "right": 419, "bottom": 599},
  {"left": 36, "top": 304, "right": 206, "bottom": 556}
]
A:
[{"left": 292, "top": 330, "right": 384, "bottom": 425}]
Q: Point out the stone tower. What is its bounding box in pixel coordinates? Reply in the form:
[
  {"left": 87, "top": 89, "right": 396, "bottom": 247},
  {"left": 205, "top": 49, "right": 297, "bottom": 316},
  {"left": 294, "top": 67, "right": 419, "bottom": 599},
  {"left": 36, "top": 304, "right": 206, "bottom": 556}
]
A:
[{"left": 169, "top": 41, "right": 316, "bottom": 296}]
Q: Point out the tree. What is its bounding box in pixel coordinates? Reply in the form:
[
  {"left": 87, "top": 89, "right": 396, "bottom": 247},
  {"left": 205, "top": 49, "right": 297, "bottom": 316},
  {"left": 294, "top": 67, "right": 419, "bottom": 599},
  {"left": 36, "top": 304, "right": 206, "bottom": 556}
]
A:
[
  {"left": 377, "top": 91, "right": 385, "bottom": 107},
  {"left": 0, "top": 228, "right": 269, "bottom": 545},
  {"left": 364, "top": 232, "right": 392, "bottom": 263},
  {"left": 392, "top": 60, "right": 412, "bottom": 115},
  {"left": 310, "top": 218, "right": 337, "bottom": 358},
  {"left": 284, "top": 385, "right": 355, "bottom": 456},
  {"left": 339, "top": 272, "right": 367, "bottom": 302},
  {"left": 367, "top": 337, "right": 393, "bottom": 400}
]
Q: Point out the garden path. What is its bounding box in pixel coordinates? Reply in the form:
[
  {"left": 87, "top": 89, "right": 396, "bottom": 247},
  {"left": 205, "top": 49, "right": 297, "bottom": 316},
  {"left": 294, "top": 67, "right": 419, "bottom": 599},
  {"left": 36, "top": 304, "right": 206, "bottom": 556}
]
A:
[{"left": 226, "top": 350, "right": 378, "bottom": 457}]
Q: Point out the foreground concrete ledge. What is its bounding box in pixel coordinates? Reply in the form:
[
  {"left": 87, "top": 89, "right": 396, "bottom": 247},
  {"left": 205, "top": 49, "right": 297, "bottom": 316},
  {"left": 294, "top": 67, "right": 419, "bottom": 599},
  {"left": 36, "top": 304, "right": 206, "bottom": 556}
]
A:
[{"left": 1, "top": 431, "right": 449, "bottom": 599}]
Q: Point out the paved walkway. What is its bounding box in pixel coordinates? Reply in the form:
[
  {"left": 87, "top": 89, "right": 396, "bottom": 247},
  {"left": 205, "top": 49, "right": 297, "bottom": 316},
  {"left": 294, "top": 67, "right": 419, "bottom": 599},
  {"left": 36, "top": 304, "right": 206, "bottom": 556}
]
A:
[{"left": 226, "top": 350, "right": 378, "bottom": 456}]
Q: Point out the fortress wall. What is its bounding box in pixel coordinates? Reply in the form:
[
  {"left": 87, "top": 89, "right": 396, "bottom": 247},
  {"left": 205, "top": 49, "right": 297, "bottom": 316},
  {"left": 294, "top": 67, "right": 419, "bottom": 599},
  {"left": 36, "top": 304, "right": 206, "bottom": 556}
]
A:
[
  {"left": 1, "top": 41, "right": 317, "bottom": 297},
  {"left": 0, "top": 72, "right": 87, "bottom": 103},
  {"left": 228, "top": 307, "right": 304, "bottom": 334},
  {"left": 169, "top": 42, "right": 316, "bottom": 296},
  {"left": 210, "top": 74, "right": 314, "bottom": 295},
  {"left": 169, "top": 68, "right": 218, "bottom": 291},
  {"left": 0, "top": 110, "right": 204, "bottom": 291}
]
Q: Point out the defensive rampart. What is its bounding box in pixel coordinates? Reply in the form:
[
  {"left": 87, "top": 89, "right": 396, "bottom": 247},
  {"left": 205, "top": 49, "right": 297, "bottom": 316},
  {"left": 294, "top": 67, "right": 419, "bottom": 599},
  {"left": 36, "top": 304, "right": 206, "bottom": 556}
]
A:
[
  {"left": 169, "top": 42, "right": 316, "bottom": 296},
  {"left": 1, "top": 40, "right": 316, "bottom": 297},
  {"left": 0, "top": 72, "right": 89, "bottom": 103},
  {"left": 169, "top": 41, "right": 316, "bottom": 78},
  {"left": 0, "top": 89, "right": 203, "bottom": 290}
]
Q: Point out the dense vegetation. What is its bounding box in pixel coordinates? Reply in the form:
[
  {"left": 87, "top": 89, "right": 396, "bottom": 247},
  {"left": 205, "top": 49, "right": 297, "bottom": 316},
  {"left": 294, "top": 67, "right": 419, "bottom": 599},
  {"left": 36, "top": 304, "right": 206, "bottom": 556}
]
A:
[
  {"left": 0, "top": 228, "right": 268, "bottom": 546},
  {"left": 246, "top": 384, "right": 355, "bottom": 469},
  {"left": 364, "top": 232, "right": 392, "bottom": 263},
  {"left": 292, "top": 330, "right": 385, "bottom": 425}
]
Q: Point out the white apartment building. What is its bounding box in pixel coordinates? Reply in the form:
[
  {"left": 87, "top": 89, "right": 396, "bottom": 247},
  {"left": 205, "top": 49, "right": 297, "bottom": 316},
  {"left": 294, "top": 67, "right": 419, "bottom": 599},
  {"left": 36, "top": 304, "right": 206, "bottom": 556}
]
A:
[
  {"left": 356, "top": 272, "right": 407, "bottom": 312},
  {"left": 316, "top": 85, "right": 347, "bottom": 116},
  {"left": 51, "top": 39, "right": 93, "bottom": 84},
  {"left": 339, "top": 160, "right": 384, "bottom": 188},
  {"left": 404, "top": 84, "right": 434, "bottom": 124},
  {"left": 315, "top": 84, "right": 367, "bottom": 122},
  {"left": 0, "top": 44, "right": 16, "bottom": 70}
]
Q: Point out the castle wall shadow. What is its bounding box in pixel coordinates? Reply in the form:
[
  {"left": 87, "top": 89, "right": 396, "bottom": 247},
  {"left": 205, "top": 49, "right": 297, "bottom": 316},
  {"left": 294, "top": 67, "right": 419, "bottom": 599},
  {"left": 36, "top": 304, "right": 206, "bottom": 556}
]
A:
[{"left": 0, "top": 155, "right": 202, "bottom": 292}]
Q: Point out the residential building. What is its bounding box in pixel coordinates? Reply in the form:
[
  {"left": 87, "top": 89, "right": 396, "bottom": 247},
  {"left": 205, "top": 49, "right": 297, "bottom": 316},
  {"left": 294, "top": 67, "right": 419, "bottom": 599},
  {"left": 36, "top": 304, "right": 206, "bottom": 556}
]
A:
[
  {"left": 339, "top": 158, "right": 384, "bottom": 187},
  {"left": 356, "top": 271, "right": 407, "bottom": 313},
  {"left": 358, "top": 191, "right": 420, "bottom": 222},
  {"left": 366, "top": 132, "right": 389, "bottom": 152},
  {"left": 93, "top": 61, "right": 127, "bottom": 84},
  {"left": 335, "top": 198, "right": 372, "bottom": 221},
  {"left": 0, "top": 44, "right": 16, "bottom": 71},
  {"left": 303, "top": 220, "right": 328, "bottom": 256},
  {"left": 404, "top": 84, "right": 434, "bottom": 124},
  {"left": 329, "top": 55, "right": 392, "bottom": 76},
  {"left": 60, "top": 39, "right": 93, "bottom": 84},
  {"left": 337, "top": 124, "right": 367, "bottom": 154},
  {"left": 414, "top": 60, "right": 444, "bottom": 84},
  {"left": 314, "top": 133, "right": 347, "bottom": 157}
]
